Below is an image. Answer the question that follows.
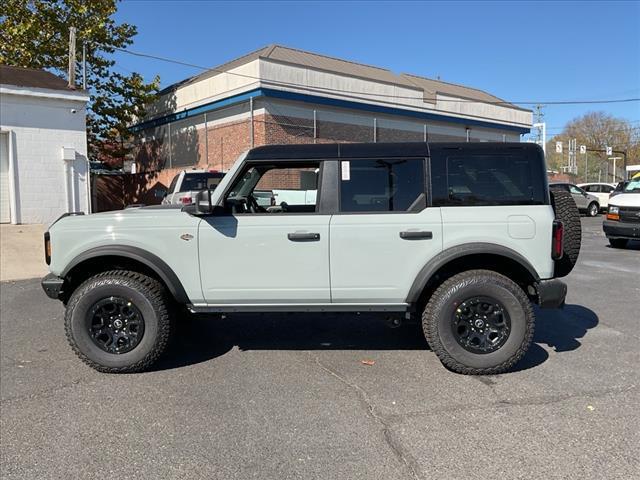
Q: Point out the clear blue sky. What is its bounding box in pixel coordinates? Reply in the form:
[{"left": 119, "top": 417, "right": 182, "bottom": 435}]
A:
[{"left": 114, "top": 0, "right": 640, "bottom": 137}]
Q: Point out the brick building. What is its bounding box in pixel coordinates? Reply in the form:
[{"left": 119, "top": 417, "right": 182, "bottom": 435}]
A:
[{"left": 131, "top": 45, "right": 532, "bottom": 198}]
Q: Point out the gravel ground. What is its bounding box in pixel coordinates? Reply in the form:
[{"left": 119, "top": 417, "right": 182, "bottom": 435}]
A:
[{"left": 1, "top": 216, "right": 638, "bottom": 479}]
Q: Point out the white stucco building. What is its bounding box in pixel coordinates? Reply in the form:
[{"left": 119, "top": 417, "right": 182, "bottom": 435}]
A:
[{"left": 0, "top": 65, "right": 90, "bottom": 224}]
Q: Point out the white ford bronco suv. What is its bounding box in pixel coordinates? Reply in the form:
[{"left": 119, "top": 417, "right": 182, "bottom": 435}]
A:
[{"left": 42, "top": 143, "right": 580, "bottom": 375}]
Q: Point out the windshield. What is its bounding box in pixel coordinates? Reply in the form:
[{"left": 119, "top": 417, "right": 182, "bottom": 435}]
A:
[
  {"left": 623, "top": 179, "right": 640, "bottom": 193},
  {"left": 180, "top": 173, "right": 224, "bottom": 192}
]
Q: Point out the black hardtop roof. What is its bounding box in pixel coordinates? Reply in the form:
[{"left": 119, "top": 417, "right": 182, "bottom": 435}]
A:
[{"left": 245, "top": 142, "right": 541, "bottom": 161}]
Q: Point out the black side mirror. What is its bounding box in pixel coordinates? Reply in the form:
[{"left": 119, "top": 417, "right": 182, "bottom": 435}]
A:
[{"left": 194, "top": 189, "right": 213, "bottom": 215}]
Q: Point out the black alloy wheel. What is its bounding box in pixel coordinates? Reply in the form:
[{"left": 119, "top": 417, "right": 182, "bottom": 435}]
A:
[
  {"left": 88, "top": 296, "right": 145, "bottom": 354},
  {"left": 452, "top": 296, "right": 511, "bottom": 354}
]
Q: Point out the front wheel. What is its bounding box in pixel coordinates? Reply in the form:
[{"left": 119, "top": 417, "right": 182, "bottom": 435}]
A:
[
  {"left": 65, "top": 270, "right": 172, "bottom": 373},
  {"left": 587, "top": 202, "right": 599, "bottom": 217},
  {"left": 422, "top": 270, "right": 534, "bottom": 375}
]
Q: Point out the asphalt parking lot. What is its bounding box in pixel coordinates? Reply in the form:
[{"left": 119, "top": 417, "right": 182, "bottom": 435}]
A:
[{"left": 1, "top": 216, "right": 639, "bottom": 480}]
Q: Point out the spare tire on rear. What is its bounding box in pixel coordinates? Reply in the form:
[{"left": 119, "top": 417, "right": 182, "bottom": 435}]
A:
[{"left": 550, "top": 189, "right": 581, "bottom": 277}]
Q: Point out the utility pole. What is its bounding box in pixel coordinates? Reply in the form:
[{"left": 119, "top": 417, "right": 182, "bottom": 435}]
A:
[
  {"left": 68, "top": 27, "right": 76, "bottom": 89},
  {"left": 609, "top": 157, "right": 622, "bottom": 182},
  {"left": 533, "top": 105, "right": 546, "bottom": 154},
  {"left": 533, "top": 122, "right": 546, "bottom": 155},
  {"left": 82, "top": 42, "right": 87, "bottom": 90}
]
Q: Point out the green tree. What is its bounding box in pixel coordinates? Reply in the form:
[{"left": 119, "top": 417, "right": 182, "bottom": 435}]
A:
[
  {"left": 545, "top": 112, "right": 639, "bottom": 183},
  {"left": 0, "top": 0, "right": 159, "bottom": 162}
]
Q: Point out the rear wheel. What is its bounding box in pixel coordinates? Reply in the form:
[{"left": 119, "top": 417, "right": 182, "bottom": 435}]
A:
[
  {"left": 65, "top": 270, "right": 172, "bottom": 373},
  {"left": 587, "top": 202, "right": 599, "bottom": 217},
  {"left": 550, "top": 190, "right": 581, "bottom": 277},
  {"left": 609, "top": 238, "right": 629, "bottom": 249},
  {"left": 422, "top": 270, "right": 534, "bottom": 375}
]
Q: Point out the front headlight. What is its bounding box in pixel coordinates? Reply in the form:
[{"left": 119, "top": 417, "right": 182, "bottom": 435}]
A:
[{"left": 607, "top": 205, "right": 620, "bottom": 221}]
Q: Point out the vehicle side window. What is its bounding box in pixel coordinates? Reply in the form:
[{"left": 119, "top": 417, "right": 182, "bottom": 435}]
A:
[
  {"left": 226, "top": 162, "right": 320, "bottom": 214},
  {"left": 582, "top": 185, "right": 594, "bottom": 192},
  {"left": 168, "top": 175, "right": 179, "bottom": 193},
  {"left": 431, "top": 152, "right": 545, "bottom": 206},
  {"left": 569, "top": 185, "right": 584, "bottom": 195},
  {"left": 602, "top": 185, "right": 614, "bottom": 193},
  {"left": 181, "top": 173, "right": 222, "bottom": 191},
  {"left": 339, "top": 158, "right": 426, "bottom": 212}
]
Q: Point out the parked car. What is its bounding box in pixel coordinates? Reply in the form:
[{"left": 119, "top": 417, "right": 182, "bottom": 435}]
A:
[
  {"left": 162, "top": 170, "right": 225, "bottom": 205},
  {"left": 577, "top": 182, "right": 615, "bottom": 211},
  {"left": 42, "top": 143, "right": 578, "bottom": 375},
  {"left": 604, "top": 175, "right": 640, "bottom": 248},
  {"left": 549, "top": 182, "right": 600, "bottom": 216}
]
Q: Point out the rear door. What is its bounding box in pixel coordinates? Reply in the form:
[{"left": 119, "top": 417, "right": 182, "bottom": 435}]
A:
[{"left": 329, "top": 157, "right": 443, "bottom": 305}]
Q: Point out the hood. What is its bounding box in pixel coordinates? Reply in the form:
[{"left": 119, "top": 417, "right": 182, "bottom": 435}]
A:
[
  {"left": 48, "top": 204, "right": 184, "bottom": 230},
  {"left": 608, "top": 193, "right": 640, "bottom": 208}
]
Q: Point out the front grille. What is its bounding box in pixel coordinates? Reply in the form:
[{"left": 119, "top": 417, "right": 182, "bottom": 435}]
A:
[{"left": 619, "top": 206, "right": 640, "bottom": 223}]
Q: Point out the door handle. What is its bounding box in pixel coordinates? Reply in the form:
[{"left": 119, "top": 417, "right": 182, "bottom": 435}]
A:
[
  {"left": 288, "top": 232, "right": 321, "bottom": 241},
  {"left": 399, "top": 230, "right": 433, "bottom": 240}
]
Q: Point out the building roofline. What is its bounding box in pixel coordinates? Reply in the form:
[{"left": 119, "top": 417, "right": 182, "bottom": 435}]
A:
[
  {"left": 0, "top": 84, "right": 89, "bottom": 102},
  {"left": 131, "top": 86, "right": 530, "bottom": 135},
  {"left": 156, "top": 44, "right": 520, "bottom": 109},
  {"left": 0, "top": 64, "right": 87, "bottom": 94}
]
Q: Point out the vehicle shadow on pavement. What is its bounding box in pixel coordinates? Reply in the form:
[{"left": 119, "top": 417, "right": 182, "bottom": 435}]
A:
[
  {"left": 513, "top": 304, "right": 599, "bottom": 372},
  {"left": 153, "top": 305, "right": 599, "bottom": 373},
  {"left": 153, "top": 313, "right": 426, "bottom": 371},
  {"left": 606, "top": 240, "right": 640, "bottom": 250}
]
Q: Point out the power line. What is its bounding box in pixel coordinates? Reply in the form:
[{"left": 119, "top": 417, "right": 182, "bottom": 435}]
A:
[
  {"left": 546, "top": 119, "right": 640, "bottom": 128},
  {"left": 111, "top": 46, "right": 640, "bottom": 107}
]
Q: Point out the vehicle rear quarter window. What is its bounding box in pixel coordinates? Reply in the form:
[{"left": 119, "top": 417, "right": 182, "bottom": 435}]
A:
[
  {"left": 431, "top": 151, "right": 546, "bottom": 206},
  {"left": 339, "top": 158, "right": 426, "bottom": 212}
]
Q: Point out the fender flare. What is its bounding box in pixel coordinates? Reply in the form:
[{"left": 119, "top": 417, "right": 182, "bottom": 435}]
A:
[
  {"left": 405, "top": 243, "right": 541, "bottom": 304},
  {"left": 62, "top": 246, "right": 190, "bottom": 304}
]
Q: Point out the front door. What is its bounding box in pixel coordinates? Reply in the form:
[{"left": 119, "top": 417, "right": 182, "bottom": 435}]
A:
[
  {"left": 198, "top": 161, "right": 331, "bottom": 305},
  {"left": 329, "top": 157, "right": 443, "bottom": 305},
  {"left": 569, "top": 184, "right": 589, "bottom": 209}
]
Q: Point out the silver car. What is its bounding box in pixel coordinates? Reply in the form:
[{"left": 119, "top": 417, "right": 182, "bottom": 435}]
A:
[{"left": 549, "top": 182, "right": 600, "bottom": 217}]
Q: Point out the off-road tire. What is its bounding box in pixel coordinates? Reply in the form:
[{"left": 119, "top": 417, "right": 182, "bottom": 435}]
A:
[
  {"left": 65, "top": 270, "right": 171, "bottom": 373},
  {"left": 587, "top": 202, "right": 599, "bottom": 217},
  {"left": 422, "top": 270, "right": 534, "bottom": 375},
  {"left": 550, "top": 189, "right": 581, "bottom": 277},
  {"left": 609, "top": 238, "right": 629, "bottom": 249}
]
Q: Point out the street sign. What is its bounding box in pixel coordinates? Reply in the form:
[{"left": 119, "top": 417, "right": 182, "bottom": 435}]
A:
[
  {"left": 580, "top": 145, "right": 586, "bottom": 154},
  {"left": 555, "top": 142, "right": 563, "bottom": 153},
  {"left": 606, "top": 146, "right": 613, "bottom": 156}
]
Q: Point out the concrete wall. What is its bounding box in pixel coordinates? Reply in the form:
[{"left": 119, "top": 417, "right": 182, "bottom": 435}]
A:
[{"left": 0, "top": 86, "right": 89, "bottom": 225}]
